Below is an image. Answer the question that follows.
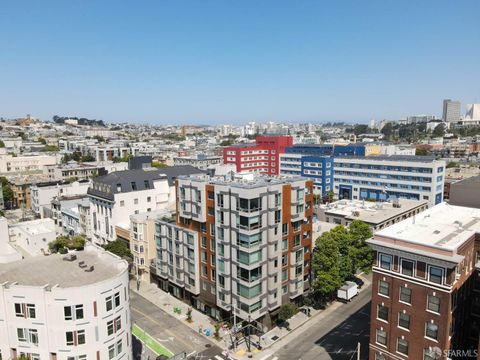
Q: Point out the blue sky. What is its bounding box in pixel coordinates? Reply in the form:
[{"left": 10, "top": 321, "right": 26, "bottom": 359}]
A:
[{"left": 1, "top": 1, "right": 479, "bottom": 124}]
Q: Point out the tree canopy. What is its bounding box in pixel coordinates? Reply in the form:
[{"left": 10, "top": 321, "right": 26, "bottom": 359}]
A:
[
  {"left": 311, "top": 220, "right": 373, "bottom": 300},
  {"left": 103, "top": 239, "right": 133, "bottom": 261}
]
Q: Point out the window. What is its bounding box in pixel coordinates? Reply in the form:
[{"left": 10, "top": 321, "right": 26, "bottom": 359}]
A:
[
  {"left": 66, "top": 331, "right": 74, "bottom": 345},
  {"left": 64, "top": 304, "right": 84, "bottom": 320},
  {"left": 397, "top": 338, "right": 409, "bottom": 355},
  {"left": 15, "top": 303, "right": 24, "bottom": 317},
  {"left": 25, "top": 329, "right": 38, "bottom": 345},
  {"left": 147, "top": 196, "right": 151, "bottom": 202},
  {"left": 109, "top": 344, "right": 115, "bottom": 360},
  {"left": 378, "top": 281, "right": 389, "bottom": 297},
  {"left": 144, "top": 180, "right": 150, "bottom": 189},
  {"left": 377, "top": 305, "right": 389, "bottom": 322},
  {"left": 106, "top": 292, "right": 121, "bottom": 311},
  {"left": 274, "top": 210, "right": 281, "bottom": 224},
  {"left": 120, "top": 200, "right": 125, "bottom": 207},
  {"left": 66, "top": 330, "right": 85, "bottom": 346},
  {"left": 427, "top": 294, "right": 440, "bottom": 313},
  {"left": 134, "top": 198, "right": 139, "bottom": 205},
  {"left": 376, "top": 329, "right": 387, "bottom": 345},
  {"left": 77, "top": 329, "right": 85, "bottom": 345},
  {"left": 401, "top": 259, "right": 414, "bottom": 276},
  {"left": 424, "top": 348, "right": 439, "bottom": 360},
  {"left": 429, "top": 266, "right": 443, "bottom": 284},
  {"left": 375, "top": 352, "right": 385, "bottom": 360},
  {"left": 14, "top": 303, "right": 36, "bottom": 319},
  {"left": 131, "top": 182, "right": 137, "bottom": 190},
  {"left": 380, "top": 254, "right": 392, "bottom": 270},
  {"left": 399, "top": 287, "right": 412, "bottom": 304},
  {"left": 425, "top": 322, "right": 438, "bottom": 340},
  {"left": 398, "top": 312, "right": 410, "bottom": 330},
  {"left": 17, "top": 328, "right": 27, "bottom": 342},
  {"left": 106, "top": 296, "right": 113, "bottom": 311},
  {"left": 117, "top": 339, "right": 123, "bottom": 355}
]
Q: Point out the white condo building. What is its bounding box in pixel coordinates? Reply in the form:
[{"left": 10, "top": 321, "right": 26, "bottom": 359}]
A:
[
  {"left": 0, "top": 243, "right": 131, "bottom": 360},
  {"left": 333, "top": 156, "right": 446, "bottom": 207}
]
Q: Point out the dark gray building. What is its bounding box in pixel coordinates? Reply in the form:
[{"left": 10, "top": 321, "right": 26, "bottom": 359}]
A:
[{"left": 449, "top": 175, "right": 480, "bottom": 208}]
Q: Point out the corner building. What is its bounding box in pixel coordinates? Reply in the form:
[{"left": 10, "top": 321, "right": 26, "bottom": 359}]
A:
[
  {"left": 153, "top": 174, "right": 314, "bottom": 328},
  {"left": 0, "top": 243, "right": 131, "bottom": 360},
  {"left": 367, "top": 203, "right": 480, "bottom": 359}
]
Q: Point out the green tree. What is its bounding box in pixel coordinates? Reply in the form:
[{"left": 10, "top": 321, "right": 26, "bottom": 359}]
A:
[
  {"left": 380, "top": 123, "right": 393, "bottom": 139},
  {"left": 312, "top": 232, "right": 342, "bottom": 298},
  {"left": 348, "top": 220, "right": 374, "bottom": 274},
  {"left": 81, "top": 154, "right": 96, "bottom": 162},
  {"left": 103, "top": 239, "right": 133, "bottom": 261},
  {"left": 415, "top": 147, "right": 429, "bottom": 156},
  {"left": 446, "top": 161, "right": 458, "bottom": 168},
  {"left": 48, "top": 235, "right": 85, "bottom": 252},
  {"left": 152, "top": 160, "right": 168, "bottom": 168},
  {"left": 42, "top": 144, "right": 59, "bottom": 152},
  {"left": 0, "top": 177, "right": 13, "bottom": 208},
  {"left": 278, "top": 303, "right": 298, "bottom": 323},
  {"left": 38, "top": 137, "right": 47, "bottom": 145},
  {"left": 0, "top": 140, "right": 5, "bottom": 148},
  {"left": 432, "top": 123, "right": 446, "bottom": 137}
]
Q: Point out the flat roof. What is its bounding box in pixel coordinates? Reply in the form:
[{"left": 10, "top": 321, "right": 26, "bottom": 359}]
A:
[
  {"left": 0, "top": 243, "right": 127, "bottom": 288},
  {"left": 321, "top": 199, "right": 427, "bottom": 225},
  {"left": 335, "top": 155, "right": 440, "bottom": 163},
  {"left": 178, "top": 173, "right": 308, "bottom": 189},
  {"left": 374, "top": 203, "right": 480, "bottom": 252}
]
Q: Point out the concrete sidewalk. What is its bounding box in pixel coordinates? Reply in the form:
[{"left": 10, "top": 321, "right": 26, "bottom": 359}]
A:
[{"left": 130, "top": 278, "right": 228, "bottom": 347}]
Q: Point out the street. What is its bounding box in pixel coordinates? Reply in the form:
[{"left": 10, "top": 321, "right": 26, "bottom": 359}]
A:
[
  {"left": 130, "top": 291, "right": 227, "bottom": 360},
  {"left": 275, "top": 284, "right": 371, "bottom": 360}
]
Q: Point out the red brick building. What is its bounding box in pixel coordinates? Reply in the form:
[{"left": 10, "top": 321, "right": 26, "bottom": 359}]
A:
[
  {"left": 223, "top": 135, "right": 293, "bottom": 175},
  {"left": 367, "top": 203, "right": 480, "bottom": 360}
]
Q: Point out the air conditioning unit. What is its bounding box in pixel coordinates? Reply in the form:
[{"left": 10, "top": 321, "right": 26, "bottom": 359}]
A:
[{"left": 455, "top": 273, "right": 461, "bottom": 280}]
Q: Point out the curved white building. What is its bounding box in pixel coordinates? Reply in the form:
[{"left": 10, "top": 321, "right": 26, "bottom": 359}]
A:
[{"left": 0, "top": 243, "right": 131, "bottom": 360}]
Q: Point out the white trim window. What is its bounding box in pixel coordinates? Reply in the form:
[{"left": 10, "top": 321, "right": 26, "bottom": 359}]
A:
[
  {"left": 379, "top": 254, "right": 392, "bottom": 270},
  {"left": 64, "top": 304, "right": 84, "bottom": 321},
  {"left": 428, "top": 266, "right": 444, "bottom": 285}
]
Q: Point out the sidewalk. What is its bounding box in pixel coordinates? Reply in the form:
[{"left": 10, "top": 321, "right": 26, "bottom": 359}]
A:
[{"left": 130, "top": 278, "right": 228, "bottom": 347}]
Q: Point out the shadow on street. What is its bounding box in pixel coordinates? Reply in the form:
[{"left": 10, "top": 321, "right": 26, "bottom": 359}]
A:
[{"left": 314, "top": 301, "right": 371, "bottom": 360}]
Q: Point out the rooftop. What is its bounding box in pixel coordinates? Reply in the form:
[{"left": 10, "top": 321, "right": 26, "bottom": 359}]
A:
[
  {"left": 335, "top": 155, "right": 440, "bottom": 163},
  {"left": 0, "top": 243, "right": 128, "bottom": 288},
  {"left": 374, "top": 203, "right": 480, "bottom": 252},
  {"left": 321, "top": 199, "right": 428, "bottom": 225},
  {"left": 178, "top": 173, "right": 308, "bottom": 189},
  {"left": 9, "top": 218, "right": 55, "bottom": 235}
]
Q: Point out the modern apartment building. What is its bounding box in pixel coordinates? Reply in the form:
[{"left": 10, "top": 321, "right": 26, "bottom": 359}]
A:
[
  {"left": 367, "top": 203, "right": 480, "bottom": 360},
  {"left": 153, "top": 173, "right": 314, "bottom": 327},
  {"left": 334, "top": 156, "right": 446, "bottom": 207},
  {"left": 223, "top": 135, "right": 293, "bottom": 175},
  {"left": 0, "top": 243, "right": 131, "bottom": 360},
  {"left": 279, "top": 153, "right": 334, "bottom": 196}
]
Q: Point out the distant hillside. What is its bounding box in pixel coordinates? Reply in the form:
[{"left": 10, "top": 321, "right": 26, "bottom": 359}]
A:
[{"left": 52, "top": 115, "right": 106, "bottom": 127}]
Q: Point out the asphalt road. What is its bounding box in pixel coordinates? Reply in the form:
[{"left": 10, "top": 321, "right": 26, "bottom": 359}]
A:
[
  {"left": 276, "top": 284, "right": 371, "bottom": 360},
  {"left": 130, "top": 291, "right": 226, "bottom": 360}
]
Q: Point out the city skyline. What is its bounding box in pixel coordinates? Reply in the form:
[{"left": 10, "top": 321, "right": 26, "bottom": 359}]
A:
[{"left": 1, "top": 1, "right": 479, "bottom": 124}]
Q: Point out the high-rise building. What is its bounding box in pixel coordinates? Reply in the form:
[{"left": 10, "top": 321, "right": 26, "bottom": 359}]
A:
[
  {"left": 152, "top": 173, "right": 314, "bottom": 328},
  {"left": 0, "top": 243, "right": 131, "bottom": 360},
  {"left": 442, "top": 99, "right": 461, "bottom": 123},
  {"left": 367, "top": 203, "right": 480, "bottom": 360},
  {"left": 223, "top": 135, "right": 293, "bottom": 175}
]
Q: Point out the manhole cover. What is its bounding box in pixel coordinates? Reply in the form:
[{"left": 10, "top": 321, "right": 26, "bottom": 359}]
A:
[
  {"left": 205, "top": 344, "right": 212, "bottom": 348},
  {"left": 271, "top": 336, "right": 279, "bottom": 341}
]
